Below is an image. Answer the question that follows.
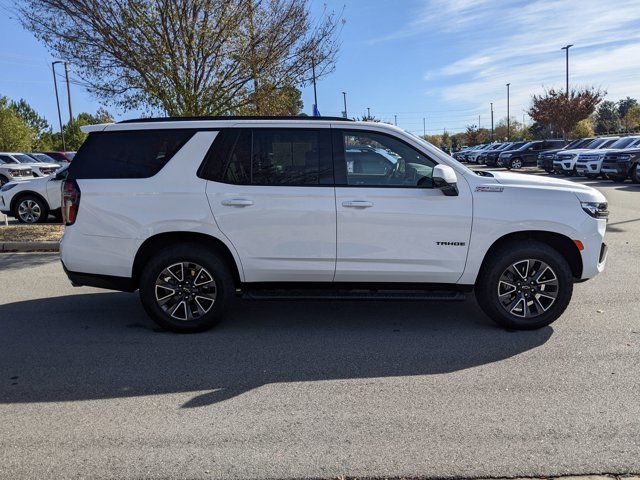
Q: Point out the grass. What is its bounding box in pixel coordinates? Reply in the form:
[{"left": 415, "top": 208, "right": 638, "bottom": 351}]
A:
[{"left": 0, "top": 224, "right": 64, "bottom": 242}]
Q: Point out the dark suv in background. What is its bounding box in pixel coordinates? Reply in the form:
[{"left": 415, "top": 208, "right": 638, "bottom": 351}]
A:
[
  {"left": 484, "top": 142, "right": 527, "bottom": 166},
  {"left": 498, "top": 139, "right": 567, "bottom": 169},
  {"left": 537, "top": 138, "right": 595, "bottom": 173},
  {"left": 601, "top": 145, "right": 640, "bottom": 183}
]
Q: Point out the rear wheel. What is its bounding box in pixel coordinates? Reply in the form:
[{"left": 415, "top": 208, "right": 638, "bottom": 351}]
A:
[
  {"left": 139, "top": 244, "right": 234, "bottom": 333},
  {"left": 14, "top": 195, "right": 48, "bottom": 224},
  {"left": 475, "top": 241, "right": 573, "bottom": 330}
]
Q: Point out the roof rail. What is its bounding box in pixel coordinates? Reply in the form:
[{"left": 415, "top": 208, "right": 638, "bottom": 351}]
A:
[{"left": 118, "top": 115, "right": 353, "bottom": 124}]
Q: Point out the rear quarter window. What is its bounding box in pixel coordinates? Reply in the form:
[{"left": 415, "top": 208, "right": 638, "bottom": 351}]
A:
[{"left": 67, "top": 130, "right": 195, "bottom": 179}]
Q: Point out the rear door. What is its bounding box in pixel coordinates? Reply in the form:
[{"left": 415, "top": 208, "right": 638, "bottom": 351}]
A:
[
  {"left": 203, "top": 127, "right": 337, "bottom": 283},
  {"left": 332, "top": 127, "right": 472, "bottom": 283}
]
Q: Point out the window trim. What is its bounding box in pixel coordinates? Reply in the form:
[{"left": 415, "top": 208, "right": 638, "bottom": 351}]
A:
[
  {"left": 332, "top": 128, "right": 439, "bottom": 189},
  {"left": 198, "top": 127, "right": 335, "bottom": 187}
]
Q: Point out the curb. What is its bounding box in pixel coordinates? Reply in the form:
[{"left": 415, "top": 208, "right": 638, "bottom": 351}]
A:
[{"left": 1, "top": 241, "right": 60, "bottom": 252}]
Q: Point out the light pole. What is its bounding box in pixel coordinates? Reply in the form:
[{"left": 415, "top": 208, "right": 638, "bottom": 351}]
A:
[
  {"left": 423, "top": 117, "right": 426, "bottom": 137},
  {"left": 311, "top": 58, "right": 319, "bottom": 116},
  {"left": 490, "top": 102, "right": 494, "bottom": 141},
  {"left": 63, "top": 61, "right": 73, "bottom": 124},
  {"left": 394, "top": 114, "right": 397, "bottom": 126},
  {"left": 506, "top": 83, "right": 511, "bottom": 141},
  {"left": 51, "top": 61, "right": 66, "bottom": 150},
  {"left": 342, "top": 91, "right": 347, "bottom": 118},
  {"left": 561, "top": 44, "right": 573, "bottom": 96},
  {"left": 367, "top": 107, "right": 371, "bottom": 118}
]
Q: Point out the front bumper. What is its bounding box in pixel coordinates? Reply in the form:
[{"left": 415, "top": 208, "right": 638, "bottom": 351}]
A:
[
  {"left": 553, "top": 160, "right": 574, "bottom": 171},
  {"left": 575, "top": 162, "right": 602, "bottom": 175},
  {"left": 601, "top": 161, "right": 630, "bottom": 176}
]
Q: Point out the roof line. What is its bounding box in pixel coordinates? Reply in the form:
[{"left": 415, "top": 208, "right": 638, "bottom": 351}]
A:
[{"left": 118, "top": 116, "right": 353, "bottom": 124}]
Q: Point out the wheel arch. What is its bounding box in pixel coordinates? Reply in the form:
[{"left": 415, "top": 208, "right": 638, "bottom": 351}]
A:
[
  {"left": 478, "top": 230, "right": 583, "bottom": 281},
  {"left": 132, "top": 232, "right": 242, "bottom": 289},
  {"left": 10, "top": 190, "right": 49, "bottom": 215}
]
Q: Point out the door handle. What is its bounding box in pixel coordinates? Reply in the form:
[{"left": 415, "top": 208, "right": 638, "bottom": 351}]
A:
[
  {"left": 342, "top": 200, "right": 374, "bottom": 208},
  {"left": 221, "top": 198, "right": 254, "bottom": 207}
]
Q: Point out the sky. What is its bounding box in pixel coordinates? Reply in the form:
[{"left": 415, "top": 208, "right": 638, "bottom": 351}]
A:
[{"left": 0, "top": 0, "right": 639, "bottom": 136}]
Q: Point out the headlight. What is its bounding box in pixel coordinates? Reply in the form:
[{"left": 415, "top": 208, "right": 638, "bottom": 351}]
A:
[
  {"left": 616, "top": 154, "right": 631, "bottom": 161},
  {"left": 1, "top": 183, "right": 17, "bottom": 192},
  {"left": 581, "top": 201, "right": 609, "bottom": 219}
]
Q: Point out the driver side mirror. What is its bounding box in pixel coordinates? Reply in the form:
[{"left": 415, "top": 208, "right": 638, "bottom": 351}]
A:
[{"left": 432, "top": 164, "right": 458, "bottom": 196}]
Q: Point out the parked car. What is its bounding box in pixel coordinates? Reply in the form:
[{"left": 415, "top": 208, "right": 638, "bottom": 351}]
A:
[
  {"left": 28, "top": 152, "right": 58, "bottom": 164},
  {"left": 0, "top": 156, "right": 33, "bottom": 185},
  {"left": 476, "top": 143, "right": 507, "bottom": 165},
  {"left": 59, "top": 116, "right": 608, "bottom": 333},
  {"left": 0, "top": 166, "right": 67, "bottom": 223},
  {"left": 601, "top": 143, "right": 640, "bottom": 183},
  {"left": 462, "top": 144, "right": 492, "bottom": 163},
  {"left": 497, "top": 140, "right": 567, "bottom": 169},
  {"left": 0, "top": 152, "right": 60, "bottom": 177},
  {"left": 553, "top": 137, "right": 619, "bottom": 176},
  {"left": 574, "top": 136, "right": 640, "bottom": 179},
  {"left": 537, "top": 138, "right": 595, "bottom": 173},
  {"left": 483, "top": 142, "right": 525, "bottom": 166},
  {"left": 41, "top": 151, "right": 76, "bottom": 163}
]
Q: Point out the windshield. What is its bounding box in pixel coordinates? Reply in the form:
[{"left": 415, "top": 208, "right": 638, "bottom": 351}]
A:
[
  {"left": 608, "top": 137, "right": 636, "bottom": 149},
  {"left": 15, "top": 154, "right": 37, "bottom": 163},
  {"left": 598, "top": 138, "right": 619, "bottom": 149},
  {"left": 30, "top": 153, "right": 56, "bottom": 163},
  {"left": 585, "top": 138, "right": 607, "bottom": 149}
]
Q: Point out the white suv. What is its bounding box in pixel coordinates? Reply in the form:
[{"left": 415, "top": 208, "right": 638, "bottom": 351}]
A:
[{"left": 60, "top": 117, "right": 609, "bottom": 333}]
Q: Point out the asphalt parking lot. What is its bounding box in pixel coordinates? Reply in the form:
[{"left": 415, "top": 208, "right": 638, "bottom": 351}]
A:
[{"left": 1, "top": 172, "right": 639, "bottom": 479}]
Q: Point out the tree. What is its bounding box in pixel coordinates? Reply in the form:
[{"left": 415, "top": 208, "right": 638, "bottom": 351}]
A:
[
  {"left": 528, "top": 87, "right": 604, "bottom": 139},
  {"left": 51, "top": 108, "right": 115, "bottom": 150},
  {"left": 464, "top": 125, "right": 489, "bottom": 146},
  {"left": 570, "top": 119, "right": 594, "bottom": 139},
  {"left": 19, "top": 0, "right": 342, "bottom": 116},
  {"left": 0, "top": 97, "right": 34, "bottom": 151},
  {"left": 617, "top": 97, "right": 637, "bottom": 119},
  {"left": 493, "top": 117, "right": 528, "bottom": 141},
  {"left": 236, "top": 84, "right": 303, "bottom": 116},
  {"left": 594, "top": 101, "right": 622, "bottom": 133},
  {"left": 622, "top": 105, "right": 640, "bottom": 131},
  {"left": 9, "top": 98, "right": 52, "bottom": 150}
]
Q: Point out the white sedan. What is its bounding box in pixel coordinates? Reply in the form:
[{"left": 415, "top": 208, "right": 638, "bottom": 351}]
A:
[{"left": 0, "top": 167, "right": 65, "bottom": 223}]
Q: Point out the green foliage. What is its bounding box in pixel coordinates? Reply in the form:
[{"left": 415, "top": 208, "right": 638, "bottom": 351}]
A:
[
  {"left": 50, "top": 108, "right": 115, "bottom": 150},
  {"left": 236, "top": 84, "right": 303, "bottom": 116},
  {"left": 594, "top": 101, "right": 622, "bottom": 133},
  {"left": 617, "top": 97, "right": 637, "bottom": 119},
  {"left": 0, "top": 96, "right": 34, "bottom": 151},
  {"left": 493, "top": 117, "right": 529, "bottom": 141},
  {"left": 8, "top": 97, "right": 52, "bottom": 150},
  {"left": 570, "top": 118, "right": 595, "bottom": 138},
  {"left": 622, "top": 104, "right": 640, "bottom": 131}
]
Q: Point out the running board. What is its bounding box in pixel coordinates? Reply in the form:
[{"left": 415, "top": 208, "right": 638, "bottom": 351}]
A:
[{"left": 241, "top": 289, "right": 466, "bottom": 302}]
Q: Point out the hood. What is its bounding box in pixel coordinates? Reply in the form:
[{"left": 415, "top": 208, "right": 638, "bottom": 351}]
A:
[
  {"left": 28, "top": 162, "right": 61, "bottom": 168},
  {"left": 488, "top": 171, "right": 606, "bottom": 202}
]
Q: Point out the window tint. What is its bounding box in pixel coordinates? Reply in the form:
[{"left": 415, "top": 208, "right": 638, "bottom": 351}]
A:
[
  {"left": 341, "top": 131, "right": 436, "bottom": 187},
  {"left": 67, "top": 130, "right": 195, "bottom": 179},
  {"left": 200, "top": 129, "right": 333, "bottom": 186}
]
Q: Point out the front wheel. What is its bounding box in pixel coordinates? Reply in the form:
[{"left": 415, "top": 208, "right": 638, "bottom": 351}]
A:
[
  {"left": 509, "top": 158, "right": 523, "bottom": 169},
  {"left": 475, "top": 241, "right": 574, "bottom": 330},
  {"left": 631, "top": 164, "right": 640, "bottom": 184},
  {"left": 139, "top": 244, "right": 234, "bottom": 333},
  {"left": 14, "top": 195, "right": 48, "bottom": 224},
  {"left": 608, "top": 174, "right": 627, "bottom": 183}
]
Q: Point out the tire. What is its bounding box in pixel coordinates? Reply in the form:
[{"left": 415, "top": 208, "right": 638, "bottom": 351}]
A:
[
  {"left": 510, "top": 158, "right": 523, "bottom": 169},
  {"left": 631, "top": 164, "right": 640, "bottom": 184},
  {"left": 139, "top": 243, "right": 234, "bottom": 333},
  {"left": 561, "top": 169, "right": 574, "bottom": 177},
  {"left": 14, "top": 195, "right": 48, "bottom": 224},
  {"left": 475, "top": 241, "right": 574, "bottom": 330},
  {"left": 544, "top": 168, "right": 554, "bottom": 174},
  {"left": 585, "top": 173, "right": 598, "bottom": 179}
]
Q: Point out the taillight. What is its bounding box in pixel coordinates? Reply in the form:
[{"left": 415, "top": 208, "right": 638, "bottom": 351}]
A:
[{"left": 62, "top": 180, "right": 81, "bottom": 225}]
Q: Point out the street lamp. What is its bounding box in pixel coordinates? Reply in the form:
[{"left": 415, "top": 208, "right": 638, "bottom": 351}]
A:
[
  {"left": 342, "top": 92, "right": 347, "bottom": 118},
  {"left": 51, "top": 61, "right": 66, "bottom": 150},
  {"left": 506, "top": 83, "right": 511, "bottom": 141},
  {"left": 490, "top": 102, "right": 494, "bottom": 141},
  {"left": 561, "top": 44, "right": 573, "bottom": 96}
]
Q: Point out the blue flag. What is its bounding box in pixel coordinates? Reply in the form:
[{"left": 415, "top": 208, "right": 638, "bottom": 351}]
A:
[{"left": 312, "top": 104, "right": 321, "bottom": 117}]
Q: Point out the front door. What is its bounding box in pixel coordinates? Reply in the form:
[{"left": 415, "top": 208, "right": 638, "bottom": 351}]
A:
[
  {"left": 205, "top": 128, "right": 336, "bottom": 283},
  {"left": 333, "top": 128, "right": 472, "bottom": 284}
]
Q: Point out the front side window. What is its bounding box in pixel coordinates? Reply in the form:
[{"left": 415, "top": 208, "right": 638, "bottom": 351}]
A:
[{"left": 340, "top": 131, "right": 436, "bottom": 187}]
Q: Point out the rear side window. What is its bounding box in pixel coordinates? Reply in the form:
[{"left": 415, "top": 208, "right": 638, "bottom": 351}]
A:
[
  {"left": 199, "top": 128, "right": 333, "bottom": 186},
  {"left": 67, "top": 130, "right": 195, "bottom": 179}
]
